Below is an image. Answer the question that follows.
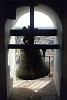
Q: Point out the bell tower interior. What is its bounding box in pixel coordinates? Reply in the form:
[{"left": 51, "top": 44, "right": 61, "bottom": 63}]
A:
[{"left": 5, "top": 4, "right": 62, "bottom": 100}]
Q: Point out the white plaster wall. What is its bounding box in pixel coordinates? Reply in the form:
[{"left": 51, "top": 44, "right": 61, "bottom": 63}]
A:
[
  {"left": 5, "top": 19, "right": 16, "bottom": 98},
  {"left": 9, "top": 37, "right": 16, "bottom": 79}
]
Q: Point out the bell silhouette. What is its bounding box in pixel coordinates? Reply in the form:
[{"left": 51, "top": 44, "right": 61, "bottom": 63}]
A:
[
  {"left": 16, "top": 36, "right": 50, "bottom": 80},
  {"left": 16, "top": 47, "right": 50, "bottom": 80}
]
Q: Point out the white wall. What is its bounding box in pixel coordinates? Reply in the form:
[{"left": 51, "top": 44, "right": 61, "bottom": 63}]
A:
[{"left": 5, "top": 19, "right": 16, "bottom": 98}]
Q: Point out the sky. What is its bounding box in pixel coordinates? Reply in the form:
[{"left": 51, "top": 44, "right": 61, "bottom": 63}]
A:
[{"left": 15, "top": 11, "right": 54, "bottom": 29}]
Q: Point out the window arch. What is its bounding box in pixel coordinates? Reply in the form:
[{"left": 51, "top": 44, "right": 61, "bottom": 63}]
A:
[
  {"left": 5, "top": 4, "right": 62, "bottom": 98},
  {"left": 15, "top": 11, "right": 54, "bottom": 29}
]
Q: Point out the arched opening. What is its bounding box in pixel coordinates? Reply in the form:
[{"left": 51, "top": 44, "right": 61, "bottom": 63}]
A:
[
  {"left": 5, "top": 4, "right": 62, "bottom": 99},
  {"left": 14, "top": 11, "right": 55, "bottom": 84}
]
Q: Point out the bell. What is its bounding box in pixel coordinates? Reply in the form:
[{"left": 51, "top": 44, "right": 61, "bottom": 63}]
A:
[{"left": 16, "top": 47, "right": 50, "bottom": 80}]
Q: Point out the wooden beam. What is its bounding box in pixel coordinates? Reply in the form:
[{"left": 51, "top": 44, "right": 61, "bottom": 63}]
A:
[
  {"left": 30, "top": 3, "right": 34, "bottom": 44},
  {"left": 8, "top": 44, "right": 59, "bottom": 49},
  {"left": 30, "top": 3, "right": 34, "bottom": 29},
  {"left": 10, "top": 29, "right": 57, "bottom": 36}
]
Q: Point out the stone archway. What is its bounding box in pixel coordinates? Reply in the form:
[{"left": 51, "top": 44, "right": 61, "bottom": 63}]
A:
[{"left": 5, "top": 4, "right": 62, "bottom": 98}]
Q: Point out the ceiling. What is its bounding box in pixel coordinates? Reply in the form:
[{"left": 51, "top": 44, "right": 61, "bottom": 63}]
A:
[{"left": 0, "top": 0, "right": 67, "bottom": 19}]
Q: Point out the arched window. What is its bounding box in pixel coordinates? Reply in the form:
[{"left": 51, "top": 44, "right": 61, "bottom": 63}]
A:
[
  {"left": 6, "top": 5, "right": 62, "bottom": 98},
  {"left": 14, "top": 11, "right": 55, "bottom": 45}
]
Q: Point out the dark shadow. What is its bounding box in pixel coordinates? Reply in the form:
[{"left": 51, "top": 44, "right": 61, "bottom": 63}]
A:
[
  {"left": 60, "top": 76, "right": 67, "bottom": 100},
  {"left": 8, "top": 87, "right": 35, "bottom": 100},
  {"left": 35, "top": 80, "right": 58, "bottom": 96}
]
